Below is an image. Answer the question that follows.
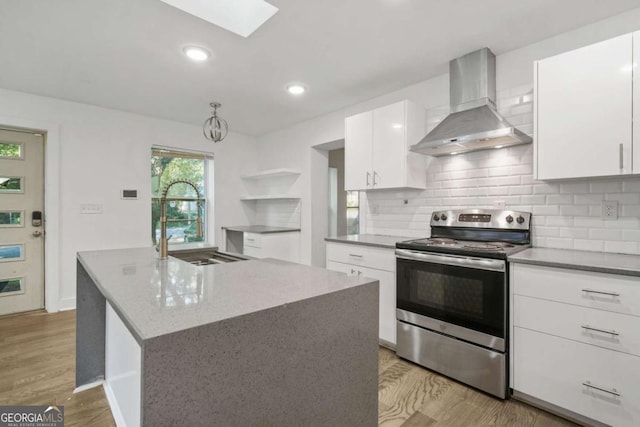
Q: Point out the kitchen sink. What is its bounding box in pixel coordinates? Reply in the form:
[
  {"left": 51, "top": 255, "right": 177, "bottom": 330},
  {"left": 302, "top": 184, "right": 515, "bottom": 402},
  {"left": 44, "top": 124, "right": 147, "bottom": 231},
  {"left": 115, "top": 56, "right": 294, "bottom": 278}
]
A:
[{"left": 168, "top": 248, "right": 249, "bottom": 266}]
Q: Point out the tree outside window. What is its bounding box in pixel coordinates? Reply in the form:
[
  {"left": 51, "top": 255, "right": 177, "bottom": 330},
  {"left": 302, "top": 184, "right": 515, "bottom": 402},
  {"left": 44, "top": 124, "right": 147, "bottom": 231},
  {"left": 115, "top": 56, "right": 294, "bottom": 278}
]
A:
[
  {"left": 346, "top": 191, "right": 359, "bottom": 235},
  {"left": 151, "top": 149, "right": 208, "bottom": 246}
]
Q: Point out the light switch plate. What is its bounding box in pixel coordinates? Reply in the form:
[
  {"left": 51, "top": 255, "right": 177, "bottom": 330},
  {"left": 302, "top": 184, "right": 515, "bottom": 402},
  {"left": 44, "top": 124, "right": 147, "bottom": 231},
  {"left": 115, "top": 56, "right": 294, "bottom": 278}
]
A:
[
  {"left": 80, "top": 203, "right": 103, "bottom": 214},
  {"left": 601, "top": 201, "right": 618, "bottom": 220}
]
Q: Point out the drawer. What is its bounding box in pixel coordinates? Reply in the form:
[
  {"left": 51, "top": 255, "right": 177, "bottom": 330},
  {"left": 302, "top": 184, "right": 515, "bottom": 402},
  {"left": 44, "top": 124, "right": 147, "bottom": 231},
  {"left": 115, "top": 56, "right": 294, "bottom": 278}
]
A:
[
  {"left": 325, "top": 242, "right": 395, "bottom": 272},
  {"left": 512, "top": 264, "right": 640, "bottom": 317},
  {"left": 514, "top": 327, "right": 640, "bottom": 427},
  {"left": 243, "top": 232, "right": 262, "bottom": 248},
  {"left": 514, "top": 295, "right": 640, "bottom": 357},
  {"left": 243, "top": 246, "right": 262, "bottom": 258}
]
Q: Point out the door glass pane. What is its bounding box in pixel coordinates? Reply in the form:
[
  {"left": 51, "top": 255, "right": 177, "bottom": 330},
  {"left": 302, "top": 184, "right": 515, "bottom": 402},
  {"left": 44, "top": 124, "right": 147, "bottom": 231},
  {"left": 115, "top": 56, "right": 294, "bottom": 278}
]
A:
[
  {"left": 0, "top": 244, "right": 24, "bottom": 262},
  {"left": 0, "top": 177, "right": 23, "bottom": 193},
  {"left": 0, "top": 211, "right": 23, "bottom": 227},
  {"left": 0, "top": 141, "right": 22, "bottom": 159},
  {"left": 0, "top": 277, "right": 24, "bottom": 295}
]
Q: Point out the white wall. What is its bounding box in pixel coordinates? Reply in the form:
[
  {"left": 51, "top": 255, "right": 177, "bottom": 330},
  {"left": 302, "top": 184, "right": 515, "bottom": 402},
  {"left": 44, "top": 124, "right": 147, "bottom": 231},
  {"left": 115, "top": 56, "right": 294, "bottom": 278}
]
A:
[
  {"left": 0, "top": 88, "right": 255, "bottom": 309},
  {"left": 253, "top": 7, "right": 640, "bottom": 263}
]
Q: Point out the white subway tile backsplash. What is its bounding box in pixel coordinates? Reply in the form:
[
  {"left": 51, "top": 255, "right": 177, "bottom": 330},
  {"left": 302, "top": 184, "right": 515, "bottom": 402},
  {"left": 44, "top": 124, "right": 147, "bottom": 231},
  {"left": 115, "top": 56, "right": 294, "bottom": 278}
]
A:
[
  {"left": 573, "top": 239, "right": 604, "bottom": 252},
  {"left": 622, "top": 180, "right": 640, "bottom": 192},
  {"left": 364, "top": 91, "right": 640, "bottom": 255},
  {"left": 559, "top": 205, "right": 589, "bottom": 216},
  {"left": 591, "top": 181, "right": 622, "bottom": 193},
  {"left": 589, "top": 228, "right": 621, "bottom": 241},
  {"left": 560, "top": 183, "right": 590, "bottom": 194},
  {"left": 604, "top": 241, "right": 639, "bottom": 255},
  {"left": 545, "top": 237, "right": 574, "bottom": 249},
  {"left": 546, "top": 195, "right": 574, "bottom": 205}
]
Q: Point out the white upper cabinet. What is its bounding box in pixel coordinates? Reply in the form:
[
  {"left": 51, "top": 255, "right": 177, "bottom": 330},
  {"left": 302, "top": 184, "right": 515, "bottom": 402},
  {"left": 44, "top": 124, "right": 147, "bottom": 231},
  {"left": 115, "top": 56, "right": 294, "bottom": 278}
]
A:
[
  {"left": 534, "top": 33, "right": 634, "bottom": 180},
  {"left": 345, "top": 100, "right": 426, "bottom": 191}
]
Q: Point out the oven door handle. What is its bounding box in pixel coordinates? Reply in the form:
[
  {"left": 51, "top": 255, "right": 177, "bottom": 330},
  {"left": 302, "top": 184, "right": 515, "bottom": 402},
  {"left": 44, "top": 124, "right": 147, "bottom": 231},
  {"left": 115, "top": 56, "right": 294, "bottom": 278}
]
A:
[{"left": 395, "top": 249, "right": 506, "bottom": 272}]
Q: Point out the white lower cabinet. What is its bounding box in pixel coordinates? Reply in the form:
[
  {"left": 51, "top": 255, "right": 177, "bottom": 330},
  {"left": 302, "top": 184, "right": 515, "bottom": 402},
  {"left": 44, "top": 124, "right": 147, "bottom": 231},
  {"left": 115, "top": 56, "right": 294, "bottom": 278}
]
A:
[
  {"left": 105, "top": 302, "right": 141, "bottom": 427},
  {"left": 514, "top": 328, "right": 640, "bottom": 427},
  {"left": 242, "top": 232, "right": 300, "bottom": 263},
  {"left": 511, "top": 263, "right": 640, "bottom": 427},
  {"left": 326, "top": 242, "right": 396, "bottom": 347}
]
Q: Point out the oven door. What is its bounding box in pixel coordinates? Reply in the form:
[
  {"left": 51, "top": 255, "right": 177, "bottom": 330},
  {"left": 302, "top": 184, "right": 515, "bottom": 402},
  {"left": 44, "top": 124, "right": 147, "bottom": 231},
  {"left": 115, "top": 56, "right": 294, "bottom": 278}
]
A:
[{"left": 396, "top": 249, "right": 506, "bottom": 351}]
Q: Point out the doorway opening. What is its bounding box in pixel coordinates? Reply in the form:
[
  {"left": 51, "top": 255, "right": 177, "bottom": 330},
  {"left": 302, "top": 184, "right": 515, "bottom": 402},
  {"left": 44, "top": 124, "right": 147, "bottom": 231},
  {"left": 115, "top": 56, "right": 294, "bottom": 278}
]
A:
[{"left": 328, "top": 148, "right": 359, "bottom": 236}]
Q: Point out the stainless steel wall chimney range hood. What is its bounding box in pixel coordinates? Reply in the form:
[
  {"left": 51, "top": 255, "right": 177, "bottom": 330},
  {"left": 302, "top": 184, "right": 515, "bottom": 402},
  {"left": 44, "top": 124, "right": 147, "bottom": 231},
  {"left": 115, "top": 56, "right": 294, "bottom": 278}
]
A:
[{"left": 410, "top": 48, "right": 531, "bottom": 157}]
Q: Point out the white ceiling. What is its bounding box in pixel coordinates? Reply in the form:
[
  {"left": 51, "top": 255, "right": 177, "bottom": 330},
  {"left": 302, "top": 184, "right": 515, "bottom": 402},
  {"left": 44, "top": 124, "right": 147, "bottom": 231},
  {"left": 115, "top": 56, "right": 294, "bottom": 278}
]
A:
[{"left": 0, "top": 0, "right": 638, "bottom": 136}]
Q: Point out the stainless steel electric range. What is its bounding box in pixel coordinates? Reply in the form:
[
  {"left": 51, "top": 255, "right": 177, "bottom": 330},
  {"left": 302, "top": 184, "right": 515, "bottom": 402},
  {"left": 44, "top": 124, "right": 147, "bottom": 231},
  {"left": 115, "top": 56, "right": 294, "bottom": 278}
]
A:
[{"left": 395, "top": 209, "right": 532, "bottom": 399}]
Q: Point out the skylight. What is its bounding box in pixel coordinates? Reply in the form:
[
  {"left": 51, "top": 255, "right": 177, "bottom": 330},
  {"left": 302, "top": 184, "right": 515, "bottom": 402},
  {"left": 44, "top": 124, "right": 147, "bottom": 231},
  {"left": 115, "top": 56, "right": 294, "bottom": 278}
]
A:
[{"left": 160, "top": 0, "right": 278, "bottom": 38}]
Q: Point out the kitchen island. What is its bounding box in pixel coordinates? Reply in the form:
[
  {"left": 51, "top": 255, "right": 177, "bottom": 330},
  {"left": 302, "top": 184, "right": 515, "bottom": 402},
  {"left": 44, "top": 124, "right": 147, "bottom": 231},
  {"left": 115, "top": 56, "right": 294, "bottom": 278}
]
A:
[{"left": 76, "top": 247, "right": 379, "bottom": 426}]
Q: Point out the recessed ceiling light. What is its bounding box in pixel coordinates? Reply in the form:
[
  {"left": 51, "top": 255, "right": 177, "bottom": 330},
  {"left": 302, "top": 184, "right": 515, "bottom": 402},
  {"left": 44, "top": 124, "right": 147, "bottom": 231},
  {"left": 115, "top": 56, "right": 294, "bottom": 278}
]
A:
[
  {"left": 450, "top": 152, "right": 458, "bottom": 155},
  {"left": 183, "top": 46, "right": 210, "bottom": 61},
  {"left": 287, "top": 84, "right": 306, "bottom": 95},
  {"left": 495, "top": 145, "right": 504, "bottom": 149},
  {"left": 392, "top": 124, "right": 403, "bottom": 129}
]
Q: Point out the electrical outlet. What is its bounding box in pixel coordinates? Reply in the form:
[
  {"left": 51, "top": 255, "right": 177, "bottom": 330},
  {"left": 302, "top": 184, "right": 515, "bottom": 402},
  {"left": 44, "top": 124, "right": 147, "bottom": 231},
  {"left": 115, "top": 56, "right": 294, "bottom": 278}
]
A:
[
  {"left": 370, "top": 203, "right": 379, "bottom": 216},
  {"left": 601, "top": 201, "right": 618, "bottom": 220}
]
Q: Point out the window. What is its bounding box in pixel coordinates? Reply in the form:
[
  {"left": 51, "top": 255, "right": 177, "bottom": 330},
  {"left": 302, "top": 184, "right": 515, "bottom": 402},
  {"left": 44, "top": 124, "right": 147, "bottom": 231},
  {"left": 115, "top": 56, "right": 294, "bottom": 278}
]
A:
[
  {"left": 151, "top": 149, "right": 211, "bottom": 246},
  {"left": 346, "top": 191, "right": 359, "bottom": 235}
]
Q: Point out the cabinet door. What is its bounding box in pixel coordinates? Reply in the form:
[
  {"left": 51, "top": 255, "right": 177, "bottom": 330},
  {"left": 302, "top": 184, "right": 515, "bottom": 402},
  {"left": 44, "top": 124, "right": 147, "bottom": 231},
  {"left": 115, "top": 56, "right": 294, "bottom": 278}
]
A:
[
  {"left": 243, "top": 246, "right": 263, "bottom": 258},
  {"left": 634, "top": 32, "right": 640, "bottom": 173},
  {"left": 536, "top": 34, "right": 633, "bottom": 179},
  {"left": 372, "top": 101, "right": 406, "bottom": 189},
  {"left": 345, "top": 111, "right": 373, "bottom": 191},
  {"left": 261, "top": 232, "right": 300, "bottom": 263},
  {"left": 325, "top": 260, "right": 397, "bottom": 346},
  {"left": 359, "top": 265, "right": 396, "bottom": 346}
]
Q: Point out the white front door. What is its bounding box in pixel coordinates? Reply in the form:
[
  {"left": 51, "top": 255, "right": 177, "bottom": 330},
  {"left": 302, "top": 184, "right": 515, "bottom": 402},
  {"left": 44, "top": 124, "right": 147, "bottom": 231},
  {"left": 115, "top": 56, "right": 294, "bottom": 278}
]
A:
[{"left": 0, "top": 128, "right": 45, "bottom": 315}]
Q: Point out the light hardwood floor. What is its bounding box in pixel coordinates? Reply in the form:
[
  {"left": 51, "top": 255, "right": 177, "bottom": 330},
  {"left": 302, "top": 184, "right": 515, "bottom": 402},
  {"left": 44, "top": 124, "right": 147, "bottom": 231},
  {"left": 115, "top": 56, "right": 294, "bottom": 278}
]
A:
[{"left": 0, "top": 310, "right": 576, "bottom": 426}]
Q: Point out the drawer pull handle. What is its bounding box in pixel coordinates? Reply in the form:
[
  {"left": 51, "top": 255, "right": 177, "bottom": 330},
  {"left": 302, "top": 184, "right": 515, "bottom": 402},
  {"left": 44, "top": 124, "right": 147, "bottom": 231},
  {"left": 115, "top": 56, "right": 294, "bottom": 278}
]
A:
[
  {"left": 582, "top": 381, "right": 620, "bottom": 397},
  {"left": 582, "top": 289, "right": 620, "bottom": 297},
  {"left": 349, "top": 254, "right": 363, "bottom": 258},
  {"left": 581, "top": 325, "right": 619, "bottom": 336}
]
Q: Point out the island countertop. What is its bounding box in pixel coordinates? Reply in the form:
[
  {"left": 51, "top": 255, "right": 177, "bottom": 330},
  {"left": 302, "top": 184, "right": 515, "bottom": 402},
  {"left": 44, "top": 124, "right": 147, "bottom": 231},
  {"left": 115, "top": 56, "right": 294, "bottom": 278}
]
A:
[{"left": 77, "top": 247, "right": 375, "bottom": 343}]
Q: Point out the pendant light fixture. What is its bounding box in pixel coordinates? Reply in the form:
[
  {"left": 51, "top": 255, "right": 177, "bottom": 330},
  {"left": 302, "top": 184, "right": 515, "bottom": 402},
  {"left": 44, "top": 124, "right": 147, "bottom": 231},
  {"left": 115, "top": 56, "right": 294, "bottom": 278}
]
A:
[{"left": 203, "top": 102, "right": 229, "bottom": 143}]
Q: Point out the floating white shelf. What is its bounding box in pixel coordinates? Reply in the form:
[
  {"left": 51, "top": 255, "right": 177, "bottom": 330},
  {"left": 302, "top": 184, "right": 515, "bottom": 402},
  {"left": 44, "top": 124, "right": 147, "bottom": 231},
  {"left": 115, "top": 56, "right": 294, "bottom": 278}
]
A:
[
  {"left": 240, "top": 195, "right": 301, "bottom": 201},
  {"left": 240, "top": 168, "right": 301, "bottom": 180}
]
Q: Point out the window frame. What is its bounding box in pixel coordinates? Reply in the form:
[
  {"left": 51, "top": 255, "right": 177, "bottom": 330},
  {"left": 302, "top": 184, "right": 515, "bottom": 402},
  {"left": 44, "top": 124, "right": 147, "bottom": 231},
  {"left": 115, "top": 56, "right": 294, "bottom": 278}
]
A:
[{"left": 151, "top": 147, "right": 213, "bottom": 246}]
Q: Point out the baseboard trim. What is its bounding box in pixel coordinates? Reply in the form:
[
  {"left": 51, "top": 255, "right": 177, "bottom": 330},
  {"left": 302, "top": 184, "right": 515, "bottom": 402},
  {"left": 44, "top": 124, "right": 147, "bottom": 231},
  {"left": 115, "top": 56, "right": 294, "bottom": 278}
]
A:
[
  {"left": 512, "top": 390, "right": 608, "bottom": 427},
  {"left": 58, "top": 297, "right": 76, "bottom": 311},
  {"left": 103, "top": 381, "right": 126, "bottom": 427},
  {"left": 73, "top": 379, "right": 103, "bottom": 394}
]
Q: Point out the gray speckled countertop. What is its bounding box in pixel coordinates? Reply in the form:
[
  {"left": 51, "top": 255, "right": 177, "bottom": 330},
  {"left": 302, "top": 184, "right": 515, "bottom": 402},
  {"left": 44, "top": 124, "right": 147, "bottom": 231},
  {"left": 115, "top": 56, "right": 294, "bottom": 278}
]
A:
[
  {"left": 325, "top": 234, "right": 413, "bottom": 249},
  {"left": 77, "top": 247, "right": 375, "bottom": 342},
  {"left": 508, "top": 247, "right": 640, "bottom": 277},
  {"left": 223, "top": 225, "right": 301, "bottom": 233}
]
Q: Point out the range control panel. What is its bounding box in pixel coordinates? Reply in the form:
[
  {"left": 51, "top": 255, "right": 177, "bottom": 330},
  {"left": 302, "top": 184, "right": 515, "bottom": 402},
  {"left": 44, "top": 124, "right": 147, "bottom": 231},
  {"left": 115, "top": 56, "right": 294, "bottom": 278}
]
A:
[{"left": 430, "top": 209, "right": 531, "bottom": 230}]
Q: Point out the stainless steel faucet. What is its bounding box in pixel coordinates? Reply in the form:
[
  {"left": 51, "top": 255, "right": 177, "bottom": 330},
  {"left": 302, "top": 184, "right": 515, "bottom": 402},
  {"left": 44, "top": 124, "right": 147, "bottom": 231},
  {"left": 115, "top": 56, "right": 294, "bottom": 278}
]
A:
[{"left": 158, "top": 179, "right": 203, "bottom": 260}]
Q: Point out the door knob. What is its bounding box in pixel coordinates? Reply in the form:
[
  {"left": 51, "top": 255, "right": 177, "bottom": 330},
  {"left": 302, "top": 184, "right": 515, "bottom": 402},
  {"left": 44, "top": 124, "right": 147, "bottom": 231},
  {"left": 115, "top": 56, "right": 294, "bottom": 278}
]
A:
[{"left": 32, "top": 230, "right": 42, "bottom": 237}]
